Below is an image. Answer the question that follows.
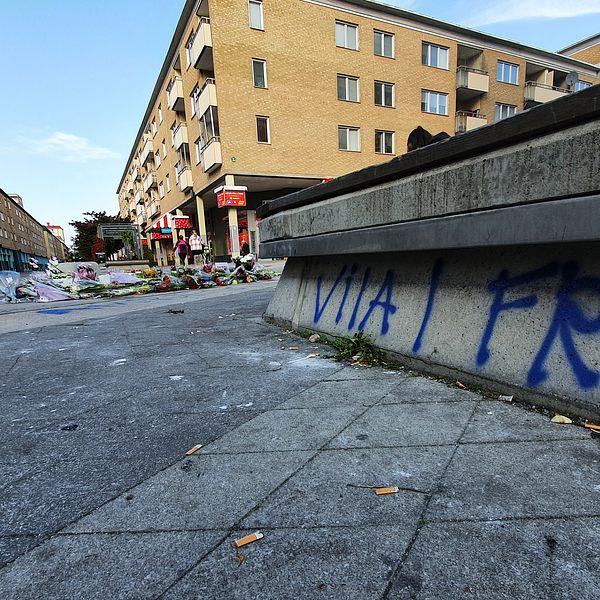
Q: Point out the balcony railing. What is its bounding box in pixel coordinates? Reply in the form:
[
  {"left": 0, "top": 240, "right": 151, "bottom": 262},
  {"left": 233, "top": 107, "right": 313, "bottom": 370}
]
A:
[
  {"left": 195, "top": 78, "right": 217, "bottom": 117},
  {"left": 147, "top": 201, "right": 160, "bottom": 218},
  {"left": 131, "top": 166, "right": 140, "bottom": 181},
  {"left": 175, "top": 161, "right": 193, "bottom": 191},
  {"left": 524, "top": 81, "right": 571, "bottom": 104},
  {"left": 143, "top": 171, "right": 157, "bottom": 192},
  {"left": 136, "top": 210, "right": 146, "bottom": 226},
  {"left": 140, "top": 135, "right": 154, "bottom": 165},
  {"left": 173, "top": 122, "right": 189, "bottom": 149},
  {"left": 456, "top": 66, "right": 489, "bottom": 94},
  {"left": 190, "top": 17, "right": 213, "bottom": 70},
  {"left": 455, "top": 111, "right": 487, "bottom": 134},
  {"left": 167, "top": 76, "right": 185, "bottom": 112},
  {"left": 134, "top": 189, "right": 143, "bottom": 205},
  {"left": 199, "top": 136, "right": 222, "bottom": 174}
]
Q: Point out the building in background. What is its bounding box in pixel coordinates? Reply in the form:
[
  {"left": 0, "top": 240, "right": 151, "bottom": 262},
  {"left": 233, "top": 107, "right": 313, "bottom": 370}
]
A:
[
  {"left": 0, "top": 188, "right": 69, "bottom": 271},
  {"left": 116, "top": 0, "right": 599, "bottom": 265},
  {"left": 47, "top": 223, "right": 66, "bottom": 244},
  {"left": 559, "top": 34, "right": 600, "bottom": 66},
  {"left": 9, "top": 194, "right": 23, "bottom": 208}
]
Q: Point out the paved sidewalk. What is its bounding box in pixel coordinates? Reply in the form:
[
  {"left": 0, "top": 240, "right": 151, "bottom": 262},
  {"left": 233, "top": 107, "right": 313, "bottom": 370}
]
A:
[{"left": 0, "top": 284, "right": 599, "bottom": 599}]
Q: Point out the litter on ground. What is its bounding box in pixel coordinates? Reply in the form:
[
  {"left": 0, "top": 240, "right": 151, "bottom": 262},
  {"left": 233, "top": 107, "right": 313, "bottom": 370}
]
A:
[{"left": 233, "top": 531, "right": 264, "bottom": 548}]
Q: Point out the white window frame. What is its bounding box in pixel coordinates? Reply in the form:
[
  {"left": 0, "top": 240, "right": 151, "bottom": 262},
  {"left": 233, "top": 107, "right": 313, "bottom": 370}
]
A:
[
  {"left": 195, "top": 139, "right": 202, "bottom": 165},
  {"left": 190, "top": 85, "right": 199, "bottom": 117},
  {"left": 497, "top": 61, "right": 519, "bottom": 85},
  {"left": 158, "top": 182, "right": 165, "bottom": 198},
  {"left": 575, "top": 80, "right": 592, "bottom": 91},
  {"left": 252, "top": 59, "right": 268, "bottom": 88},
  {"left": 421, "top": 90, "right": 448, "bottom": 115},
  {"left": 155, "top": 150, "right": 161, "bottom": 167},
  {"left": 375, "top": 130, "right": 394, "bottom": 154},
  {"left": 185, "top": 31, "right": 196, "bottom": 67},
  {"left": 256, "top": 116, "right": 271, "bottom": 144},
  {"left": 422, "top": 42, "right": 449, "bottom": 70},
  {"left": 158, "top": 105, "right": 163, "bottom": 124},
  {"left": 151, "top": 119, "right": 157, "bottom": 136},
  {"left": 336, "top": 21, "right": 358, "bottom": 50},
  {"left": 337, "top": 74, "right": 360, "bottom": 102},
  {"left": 374, "top": 30, "right": 394, "bottom": 58},
  {"left": 495, "top": 103, "right": 517, "bottom": 121},
  {"left": 374, "top": 80, "right": 394, "bottom": 107},
  {"left": 162, "top": 140, "right": 167, "bottom": 158},
  {"left": 249, "top": 0, "right": 264, "bottom": 30},
  {"left": 338, "top": 126, "right": 360, "bottom": 152},
  {"left": 166, "top": 174, "right": 171, "bottom": 192}
]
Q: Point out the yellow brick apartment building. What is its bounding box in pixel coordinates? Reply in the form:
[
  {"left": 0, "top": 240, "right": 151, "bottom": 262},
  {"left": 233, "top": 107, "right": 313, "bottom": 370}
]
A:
[{"left": 117, "top": 0, "right": 599, "bottom": 264}]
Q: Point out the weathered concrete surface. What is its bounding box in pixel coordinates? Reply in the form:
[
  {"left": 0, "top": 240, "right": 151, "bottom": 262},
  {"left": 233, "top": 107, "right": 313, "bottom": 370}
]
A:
[
  {"left": 2, "top": 282, "right": 600, "bottom": 599},
  {"left": 265, "top": 245, "right": 600, "bottom": 418}
]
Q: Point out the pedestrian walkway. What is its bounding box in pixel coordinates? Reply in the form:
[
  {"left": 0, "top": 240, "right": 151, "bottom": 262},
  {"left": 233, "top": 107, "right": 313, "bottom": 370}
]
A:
[{"left": 0, "top": 284, "right": 598, "bottom": 599}]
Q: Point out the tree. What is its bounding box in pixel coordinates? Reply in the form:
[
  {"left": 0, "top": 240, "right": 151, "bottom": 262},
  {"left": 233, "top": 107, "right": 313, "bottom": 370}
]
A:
[{"left": 69, "top": 211, "right": 128, "bottom": 260}]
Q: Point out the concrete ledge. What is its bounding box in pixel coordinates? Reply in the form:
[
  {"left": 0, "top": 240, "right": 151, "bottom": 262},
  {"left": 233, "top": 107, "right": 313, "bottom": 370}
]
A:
[{"left": 260, "top": 194, "right": 600, "bottom": 258}]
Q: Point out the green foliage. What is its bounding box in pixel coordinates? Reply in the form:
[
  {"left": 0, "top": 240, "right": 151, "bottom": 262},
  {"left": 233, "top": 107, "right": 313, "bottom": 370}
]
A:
[
  {"left": 69, "top": 211, "right": 128, "bottom": 260},
  {"left": 332, "top": 332, "right": 387, "bottom": 366},
  {"left": 143, "top": 246, "right": 155, "bottom": 267}
]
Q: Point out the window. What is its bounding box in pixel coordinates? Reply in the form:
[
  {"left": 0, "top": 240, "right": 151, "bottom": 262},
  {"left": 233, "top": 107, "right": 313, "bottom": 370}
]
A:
[
  {"left": 374, "top": 30, "right": 394, "bottom": 58},
  {"left": 158, "top": 182, "right": 165, "bottom": 198},
  {"left": 337, "top": 75, "right": 359, "bottom": 102},
  {"left": 575, "top": 80, "right": 592, "bottom": 91},
  {"left": 158, "top": 105, "right": 163, "bottom": 123},
  {"left": 162, "top": 140, "right": 167, "bottom": 158},
  {"left": 252, "top": 59, "right": 267, "bottom": 88},
  {"left": 375, "top": 130, "right": 394, "bottom": 154},
  {"left": 151, "top": 119, "right": 157, "bottom": 135},
  {"left": 249, "top": 0, "right": 264, "bottom": 30},
  {"left": 190, "top": 85, "right": 199, "bottom": 116},
  {"left": 185, "top": 31, "right": 196, "bottom": 66},
  {"left": 198, "top": 106, "right": 220, "bottom": 147},
  {"left": 170, "top": 122, "right": 177, "bottom": 145},
  {"left": 422, "top": 42, "right": 449, "bottom": 69},
  {"left": 495, "top": 103, "right": 517, "bottom": 121},
  {"left": 421, "top": 90, "right": 448, "bottom": 115},
  {"left": 256, "top": 116, "right": 270, "bottom": 143},
  {"left": 497, "top": 61, "right": 519, "bottom": 85},
  {"left": 166, "top": 174, "right": 171, "bottom": 192},
  {"left": 336, "top": 21, "right": 358, "bottom": 50},
  {"left": 155, "top": 150, "right": 161, "bottom": 167},
  {"left": 374, "top": 81, "right": 394, "bottom": 107},
  {"left": 195, "top": 139, "right": 202, "bottom": 164},
  {"left": 338, "top": 126, "right": 360, "bottom": 151}
]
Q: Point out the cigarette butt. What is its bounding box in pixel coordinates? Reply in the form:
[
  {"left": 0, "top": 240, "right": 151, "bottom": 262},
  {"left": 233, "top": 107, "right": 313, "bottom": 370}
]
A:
[
  {"left": 185, "top": 444, "right": 203, "bottom": 456},
  {"left": 289, "top": 346, "right": 299, "bottom": 351},
  {"left": 234, "top": 531, "right": 264, "bottom": 548},
  {"left": 585, "top": 422, "right": 600, "bottom": 432},
  {"left": 375, "top": 487, "right": 400, "bottom": 495},
  {"left": 455, "top": 381, "right": 466, "bottom": 390}
]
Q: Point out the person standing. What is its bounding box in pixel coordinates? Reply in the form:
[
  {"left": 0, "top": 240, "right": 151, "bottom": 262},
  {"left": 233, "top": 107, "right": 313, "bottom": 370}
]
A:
[
  {"left": 174, "top": 236, "right": 190, "bottom": 266},
  {"left": 188, "top": 230, "right": 205, "bottom": 266}
]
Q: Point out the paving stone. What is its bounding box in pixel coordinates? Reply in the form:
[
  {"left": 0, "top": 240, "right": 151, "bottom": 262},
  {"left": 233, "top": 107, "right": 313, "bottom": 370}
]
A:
[
  {"left": 389, "top": 518, "right": 600, "bottom": 600},
  {"left": 0, "top": 531, "right": 225, "bottom": 600},
  {"left": 243, "top": 447, "right": 453, "bottom": 528},
  {"left": 68, "top": 451, "right": 314, "bottom": 533},
  {"left": 427, "top": 440, "right": 600, "bottom": 521},
  {"left": 324, "top": 366, "right": 408, "bottom": 381},
  {"left": 381, "top": 376, "right": 481, "bottom": 404},
  {"left": 462, "top": 400, "right": 590, "bottom": 444},
  {"left": 327, "top": 402, "right": 477, "bottom": 449},
  {"left": 0, "top": 535, "right": 44, "bottom": 569},
  {"left": 276, "top": 378, "right": 400, "bottom": 409},
  {"left": 204, "top": 406, "right": 364, "bottom": 453},
  {"left": 163, "top": 526, "right": 413, "bottom": 600}
]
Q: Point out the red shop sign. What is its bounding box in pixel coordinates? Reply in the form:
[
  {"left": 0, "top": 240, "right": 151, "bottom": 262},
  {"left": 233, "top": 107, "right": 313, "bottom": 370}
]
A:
[
  {"left": 173, "top": 217, "right": 191, "bottom": 229},
  {"left": 151, "top": 232, "right": 174, "bottom": 240},
  {"left": 217, "top": 189, "right": 246, "bottom": 209}
]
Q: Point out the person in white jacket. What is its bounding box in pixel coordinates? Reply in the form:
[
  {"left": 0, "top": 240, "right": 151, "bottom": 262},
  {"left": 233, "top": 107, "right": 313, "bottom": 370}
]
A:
[{"left": 188, "top": 230, "right": 205, "bottom": 266}]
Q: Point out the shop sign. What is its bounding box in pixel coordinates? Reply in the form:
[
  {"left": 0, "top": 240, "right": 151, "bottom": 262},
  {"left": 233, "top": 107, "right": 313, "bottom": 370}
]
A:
[
  {"left": 161, "top": 228, "right": 172, "bottom": 234},
  {"left": 217, "top": 189, "right": 246, "bottom": 209},
  {"left": 151, "top": 232, "right": 174, "bottom": 240},
  {"left": 173, "top": 218, "right": 191, "bottom": 229}
]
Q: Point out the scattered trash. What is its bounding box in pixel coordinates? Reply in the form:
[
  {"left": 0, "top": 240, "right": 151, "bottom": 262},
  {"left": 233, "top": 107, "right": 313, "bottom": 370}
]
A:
[
  {"left": 218, "top": 316, "right": 224, "bottom": 319},
  {"left": 551, "top": 414, "right": 573, "bottom": 424},
  {"left": 375, "top": 487, "right": 400, "bottom": 495},
  {"left": 347, "top": 483, "right": 428, "bottom": 494},
  {"left": 233, "top": 531, "right": 264, "bottom": 548},
  {"left": 169, "top": 375, "right": 185, "bottom": 381},
  {"left": 235, "top": 550, "right": 246, "bottom": 566},
  {"left": 584, "top": 422, "right": 600, "bottom": 432},
  {"left": 185, "top": 444, "right": 203, "bottom": 456},
  {"left": 60, "top": 423, "right": 79, "bottom": 431},
  {"left": 125, "top": 494, "right": 134, "bottom": 501},
  {"left": 219, "top": 406, "right": 228, "bottom": 410},
  {"left": 499, "top": 394, "right": 514, "bottom": 402},
  {"left": 307, "top": 353, "right": 319, "bottom": 359},
  {"left": 289, "top": 346, "right": 299, "bottom": 351},
  {"left": 309, "top": 334, "right": 321, "bottom": 343},
  {"left": 267, "top": 361, "right": 282, "bottom": 371},
  {"left": 236, "top": 402, "right": 254, "bottom": 408},
  {"left": 455, "top": 381, "right": 467, "bottom": 390},
  {"left": 110, "top": 359, "right": 127, "bottom": 367},
  {"left": 278, "top": 338, "right": 284, "bottom": 342},
  {"left": 168, "top": 309, "right": 184, "bottom": 314}
]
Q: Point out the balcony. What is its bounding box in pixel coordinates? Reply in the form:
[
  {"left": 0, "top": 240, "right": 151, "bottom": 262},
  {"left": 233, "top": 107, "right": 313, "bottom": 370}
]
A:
[
  {"left": 176, "top": 161, "right": 193, "bottom": 191},
  {"left": 136, "top": 209, "right": 146, "bottom": 226},
  {"left": 167, "top": 76, "right": 185, "bottom": 112},
  {"left": 126, "top": 179, "right": 134, "bottom": 192},
  {"left": 456, "top": 67, "right": 489, "bottom": 96},
  {"left": 147, "top": 200, "right": 160, "bottom": 218},
  {"left": 524, "top": 81, "right": 570, "bottom": 104},
  {"left": 143, "top": 171, "right": 157, "bottom": 192},
  {"left": 199, "top": 137, "right": 222, "bottom": 174},
  {"left": 195, "top": 78, "right": 217, "bottom": 117},
  {"left": 190, "top": 18, "right": 213, "bottom": 71},
  {"left": 131, "top": 166, "right": 140, "bottom": 181},
  {"left": 173, "top": 123, "right": 189, "bottom": 150},
  {"left": 134, "top": 189, "right": 143, "bottom": 205},
  {"left": 140, "top": 135, "right": 154, "bottom": 165},
  {"left": 456, "top": 111, "right": 488, "bottom": 134}
]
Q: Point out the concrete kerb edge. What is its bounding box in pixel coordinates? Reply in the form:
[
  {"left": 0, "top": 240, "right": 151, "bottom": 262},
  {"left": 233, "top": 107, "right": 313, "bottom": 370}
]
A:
[{"left": 262, "top": 313, "right": 600, "bottom": 423}]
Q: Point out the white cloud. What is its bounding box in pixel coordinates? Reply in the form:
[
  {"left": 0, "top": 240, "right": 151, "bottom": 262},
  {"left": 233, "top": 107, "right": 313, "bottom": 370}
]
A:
[
  {"left": 466, "top": 0, "right": 600, "bottom": 26},
  {"left": 21, "top": 131, "right": 120, "bottom": 163}
]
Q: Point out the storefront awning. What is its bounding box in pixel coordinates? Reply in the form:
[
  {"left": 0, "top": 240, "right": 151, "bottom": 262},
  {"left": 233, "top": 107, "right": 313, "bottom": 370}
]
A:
[{"left": 147, "top": 213, "right": 191, "bottom": 232}]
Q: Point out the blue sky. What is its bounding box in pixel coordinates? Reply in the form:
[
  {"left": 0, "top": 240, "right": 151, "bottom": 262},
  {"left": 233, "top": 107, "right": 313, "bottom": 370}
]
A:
[{"left": 1, "top": 0, "right": 598, "bottom": 244}]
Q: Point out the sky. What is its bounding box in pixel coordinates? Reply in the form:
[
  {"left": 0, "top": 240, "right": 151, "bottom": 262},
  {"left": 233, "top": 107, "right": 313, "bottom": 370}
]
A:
[{"left": 1, "top": 0, "right": 598, "bottom": 245}]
